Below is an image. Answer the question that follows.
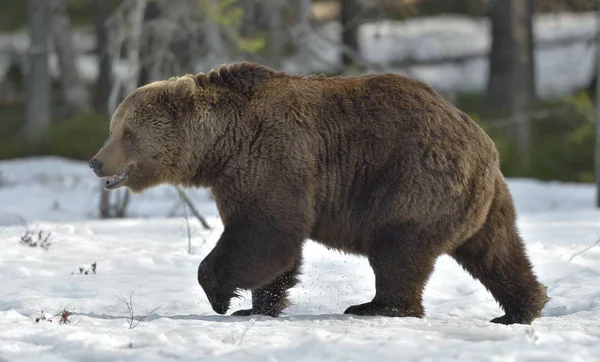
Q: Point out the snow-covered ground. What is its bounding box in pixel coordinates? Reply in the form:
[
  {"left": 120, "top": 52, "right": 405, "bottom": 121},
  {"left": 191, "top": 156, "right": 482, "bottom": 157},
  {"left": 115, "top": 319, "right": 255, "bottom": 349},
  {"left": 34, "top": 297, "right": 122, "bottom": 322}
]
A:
[{"left": 0, "top": 157, "right": 599, "bottom": 361}]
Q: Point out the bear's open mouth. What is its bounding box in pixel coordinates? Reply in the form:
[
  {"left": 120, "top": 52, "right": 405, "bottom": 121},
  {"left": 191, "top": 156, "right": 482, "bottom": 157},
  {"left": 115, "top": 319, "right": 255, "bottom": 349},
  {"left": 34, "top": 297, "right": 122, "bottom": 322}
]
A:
[{"left": 104, "top": 164, "right": 134, "bottom": 190}]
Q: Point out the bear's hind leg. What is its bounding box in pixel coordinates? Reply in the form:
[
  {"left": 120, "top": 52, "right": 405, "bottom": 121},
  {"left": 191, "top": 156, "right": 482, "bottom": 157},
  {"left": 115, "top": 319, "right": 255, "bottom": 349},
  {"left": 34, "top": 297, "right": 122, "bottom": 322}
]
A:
[
  {"left": 450, "top": 181, "right": 548, "bottom": 325},
  {"left": 232, "top": 260, "right": 302, "bottom": 317},
  {"left": 344, "top": 224, "right": 436, "bottom": 318}
]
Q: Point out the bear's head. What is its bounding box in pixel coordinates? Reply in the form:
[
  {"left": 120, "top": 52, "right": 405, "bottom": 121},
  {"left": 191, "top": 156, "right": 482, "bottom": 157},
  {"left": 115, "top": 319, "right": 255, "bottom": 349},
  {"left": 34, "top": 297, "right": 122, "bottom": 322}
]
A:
[
  {"left": 89, "top": 62, "right": 274, "bottom": 193},
  {"left": 89, "top": 75, "right": 202, "bottom": 193}
]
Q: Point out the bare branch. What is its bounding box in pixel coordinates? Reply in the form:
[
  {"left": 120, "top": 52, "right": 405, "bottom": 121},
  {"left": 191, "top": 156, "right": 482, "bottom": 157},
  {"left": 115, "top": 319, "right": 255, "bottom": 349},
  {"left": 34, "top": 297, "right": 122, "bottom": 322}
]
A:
[
  {"left": 47, "top": 0, "right": 91, "bottom": 114},
  {"left": 235, "top": 320, "right": 255, "bottom": 346},
  {"left": 286, "top": 22, "right": 387, "bottom": 73},
  {"left": 99, "top": 186, "right": 131, "bottom": 219},
  {"left": 116, "top": 291, "right": 161, "bottom": 329},
  {"left": 176, "top": 186, "right": 211, "bottom": 230},
  {"left": 569, "top": 238, "right": 600, "bottom": 262},
  {"left": 182, "top": 203, "right": 192, "bottom": 254},
  {"left": 116, "top": 189, "right": 131, "bottom": 218}
]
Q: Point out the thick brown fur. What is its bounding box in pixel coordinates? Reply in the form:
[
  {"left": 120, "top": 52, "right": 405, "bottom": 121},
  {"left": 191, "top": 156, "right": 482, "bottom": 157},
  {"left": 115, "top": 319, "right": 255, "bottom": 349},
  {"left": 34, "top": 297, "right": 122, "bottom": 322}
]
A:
[{"left": 90, "top": 62, "right": 549, "bottom": 324}]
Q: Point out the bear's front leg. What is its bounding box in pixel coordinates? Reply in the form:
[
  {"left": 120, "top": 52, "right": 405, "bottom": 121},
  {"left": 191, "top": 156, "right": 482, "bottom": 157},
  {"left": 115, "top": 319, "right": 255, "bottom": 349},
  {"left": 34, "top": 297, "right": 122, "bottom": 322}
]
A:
[
  {"left": 231, "top": 260, "right": 302, "bottom": 317},
  {"left": 197, "top": 220, "right": 304, "bottom": 316}
]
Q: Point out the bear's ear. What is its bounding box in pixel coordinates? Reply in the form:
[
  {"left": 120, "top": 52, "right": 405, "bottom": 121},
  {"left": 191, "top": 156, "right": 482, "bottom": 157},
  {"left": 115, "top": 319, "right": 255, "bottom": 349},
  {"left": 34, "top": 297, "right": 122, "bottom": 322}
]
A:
[{"left": 156, "top": 76, "right": 197, "bottom": 121}]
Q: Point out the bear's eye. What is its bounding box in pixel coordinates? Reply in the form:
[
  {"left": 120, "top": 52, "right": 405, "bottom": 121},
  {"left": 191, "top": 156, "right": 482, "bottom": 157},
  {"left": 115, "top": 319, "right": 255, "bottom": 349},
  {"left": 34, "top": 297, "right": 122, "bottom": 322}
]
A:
[{"left": 123, "top": 131, "right": 132, "bottom": 140}]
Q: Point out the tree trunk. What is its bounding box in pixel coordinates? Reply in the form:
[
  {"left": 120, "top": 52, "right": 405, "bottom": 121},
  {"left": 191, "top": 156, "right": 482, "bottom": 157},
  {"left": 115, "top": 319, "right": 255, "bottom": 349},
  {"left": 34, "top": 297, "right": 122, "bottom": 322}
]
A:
[
  {"left": 203, "top": 0, "right": 227, "bottom": 68},
  {"left": 92, "top": 0, "right": 112, "bottom": 114},
  {"left": 107, "top": 0, "right": 147, "bottom": 113},
  {"left": 25, "top": 0, "right": 51, "bottom": 144},
  {"left": 296, "top": 0, "right": 312, "bottom": 73},
  {"left": 263, "top": 0, "right": 284, "bottom": 69},
  {"left": 486, "top": 1, "right": 510, "bottom": 113},
  {"left": 485, "top": 0, "right": 535, "bottom": 168},
  {"left": 512, "top": 0, "right": 535, "bottom": 168},
  {"left": 340, "top": 0, "right": 361, "bottom": 69},
  {"left": 486, "top": 0, "right": 536, "bottom": 112},
  {"left": 47, "top": 0, "right": 91, "bottom": 116},
  {"left": 123, "top": 0, "right": 147, "bottom": 96},
  {"left": 595, "top": 0, "right": 600, "bottom": 208},
  {"left": 138, "top": 1, "right": 161, "bottom": 87},
  {"left": 100, "top": 0, "right": 147, "bottom": 220}
]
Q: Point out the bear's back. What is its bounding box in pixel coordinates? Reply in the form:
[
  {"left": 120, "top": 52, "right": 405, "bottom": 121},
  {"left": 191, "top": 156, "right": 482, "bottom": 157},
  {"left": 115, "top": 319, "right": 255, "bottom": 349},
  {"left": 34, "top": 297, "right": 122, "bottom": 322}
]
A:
[{"left": 256, "top": 72, "right": 499, "bottom": 251}]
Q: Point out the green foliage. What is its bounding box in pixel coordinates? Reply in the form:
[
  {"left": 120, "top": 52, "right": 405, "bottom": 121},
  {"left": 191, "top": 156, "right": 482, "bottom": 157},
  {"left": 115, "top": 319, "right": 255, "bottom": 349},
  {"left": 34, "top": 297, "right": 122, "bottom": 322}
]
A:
[
  {"left": 0, "top": 0, "right": 123, "bottom": 31},
  {"left": 198, "top": 0, "right": 265, "bottom": 53},
  {"left": 0, "top": 104, "right": 25, "bottom": 135},
  {"left": 0, "top": 110, "right": 109, "bottom": 161},
  {"left": 47, "top": 112, "right": 110, "bottom": 160},
  {"left": 457, "top": 91, "right": 597, "bottom": 183},
  {"left": 0, "top": 0, "right": 26, "bottom": 31}
]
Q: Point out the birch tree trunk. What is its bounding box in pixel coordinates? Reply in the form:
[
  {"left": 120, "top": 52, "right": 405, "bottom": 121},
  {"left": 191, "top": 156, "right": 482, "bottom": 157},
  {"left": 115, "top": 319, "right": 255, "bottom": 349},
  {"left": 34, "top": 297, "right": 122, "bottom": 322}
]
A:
[
  {"left": 123, "top": 0, "right": 147, "bottom": 96},
  {"left": 203, "top": 0, "right": 227, "bottom": 67},
  {"left": 107, "top": 0, "right": 147, "bottom": 115},
  {"left": 92, "top": 0, "right": 112, "bottom": 114},
  {"left": 138, "top": 1, "right": 161, "bottom": 86},
  {"left": 25, "top": 0, "right": 51, "bottom": 144},
  {"left": 47, "top": 0, "right": 91, "bottom": 116},
  {"left": 100, "top": 0, "right": 147, "bottom": 219}
]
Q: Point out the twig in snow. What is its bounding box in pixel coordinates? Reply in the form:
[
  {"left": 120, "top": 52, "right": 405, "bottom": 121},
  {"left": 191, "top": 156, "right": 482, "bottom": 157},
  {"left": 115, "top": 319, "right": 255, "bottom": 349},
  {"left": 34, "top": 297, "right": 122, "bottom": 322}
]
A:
[
  {"left": 72, "top": 262, "right": 97, "bottom": 275},
  {"left": 568, "top": 237, "right": 600, "bottom": 262},
  {"left": 18, "top": 217, "right": 52, "bottom": 250},
  {"left": 176, "top": 186, "right": 211, "bottom": 230},
  {"left": 56, "top": 307, "right": 73, "bottom": 325},
  {"left": 35, "top": 304, "right": 73, "bottom": 325},
  {"left": 116, "top": 291, "right": 161, "bottom": 329},
  {"left": 235, "top": 320, "right": 256, "bottom": 346},
  {"left": 182, "top": 203, "right": 192, "bottom": 254}
]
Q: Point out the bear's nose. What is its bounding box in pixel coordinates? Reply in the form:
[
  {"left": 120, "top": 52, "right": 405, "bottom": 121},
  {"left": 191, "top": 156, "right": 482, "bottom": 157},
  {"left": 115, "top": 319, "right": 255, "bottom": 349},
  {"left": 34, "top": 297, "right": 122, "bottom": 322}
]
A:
[{"left": 89, "top": 159, "right": 103, "bottom": 176}]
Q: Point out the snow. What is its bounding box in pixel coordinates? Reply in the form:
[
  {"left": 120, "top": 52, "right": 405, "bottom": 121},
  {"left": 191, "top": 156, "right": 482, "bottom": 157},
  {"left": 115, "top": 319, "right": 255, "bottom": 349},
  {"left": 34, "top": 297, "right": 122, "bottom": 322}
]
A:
[
  {"left": 0, "top": 156, "right": 599, "bottom": 361},
  {"left": 285, "top": 12, "right": 599, "bottom": 98}
]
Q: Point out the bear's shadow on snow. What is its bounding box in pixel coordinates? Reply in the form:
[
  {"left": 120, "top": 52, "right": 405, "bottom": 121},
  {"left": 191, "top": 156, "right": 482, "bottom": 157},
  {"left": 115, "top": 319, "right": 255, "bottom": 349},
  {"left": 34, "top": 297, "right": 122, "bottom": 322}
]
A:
[
  {"left": 75, "top": 311, "right": 528, "bottom": 342},
  {"left": 76, "top": 310, "right": 531, "bottom": 326},
  {"left": 77, "top": 311, "right": 382, "bottom": 323}
]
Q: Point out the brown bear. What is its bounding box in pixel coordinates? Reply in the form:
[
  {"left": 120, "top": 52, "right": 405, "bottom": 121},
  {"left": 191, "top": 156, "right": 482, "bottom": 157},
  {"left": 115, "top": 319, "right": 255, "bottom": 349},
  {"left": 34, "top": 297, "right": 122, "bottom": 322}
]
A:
[{"left": 89, "top": 62, "right": 548, "bottom": 325}]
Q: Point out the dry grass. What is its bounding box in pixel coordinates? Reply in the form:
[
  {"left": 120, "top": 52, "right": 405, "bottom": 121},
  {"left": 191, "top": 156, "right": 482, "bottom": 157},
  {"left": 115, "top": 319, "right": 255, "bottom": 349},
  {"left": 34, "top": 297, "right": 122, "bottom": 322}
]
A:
[
  {"left": 19, "top": 218, "right": 52, "bottom": 250},
  {"left": 35, "top": 305, "right": 73, "bottom": 325}
]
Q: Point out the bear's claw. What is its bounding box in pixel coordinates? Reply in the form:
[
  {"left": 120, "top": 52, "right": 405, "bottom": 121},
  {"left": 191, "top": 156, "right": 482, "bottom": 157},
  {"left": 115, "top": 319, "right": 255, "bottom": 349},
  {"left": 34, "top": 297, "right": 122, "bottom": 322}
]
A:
[
  {"left": 231, "top": 308, "right": 281, "bottom": 317},
  {"left": 231, "top": 309, "right": 254, "bottom": 316},
  {"left": 344, "top": 301, "right": 424, "bottom": 318},
  {"left": 490, "top": 314, "right": 534, "bottom": 325}
]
